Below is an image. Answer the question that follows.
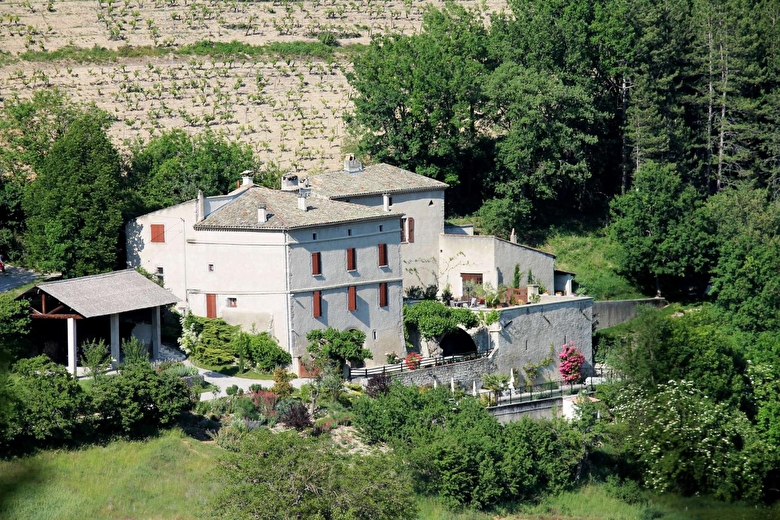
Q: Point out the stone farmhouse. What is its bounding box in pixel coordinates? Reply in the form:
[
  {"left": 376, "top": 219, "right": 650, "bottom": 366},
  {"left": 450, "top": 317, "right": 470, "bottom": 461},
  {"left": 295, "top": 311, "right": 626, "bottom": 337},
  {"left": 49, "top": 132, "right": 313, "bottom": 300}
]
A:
[{"left": 127, "top": 160, "right": 593, "bottom": 379}]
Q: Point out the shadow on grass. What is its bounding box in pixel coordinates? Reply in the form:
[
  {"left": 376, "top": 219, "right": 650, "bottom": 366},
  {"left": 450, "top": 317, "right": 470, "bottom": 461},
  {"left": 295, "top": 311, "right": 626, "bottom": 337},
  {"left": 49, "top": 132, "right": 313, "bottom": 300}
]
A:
[{"left": 0, "top": 456, "right": 42, "bottom": 516}]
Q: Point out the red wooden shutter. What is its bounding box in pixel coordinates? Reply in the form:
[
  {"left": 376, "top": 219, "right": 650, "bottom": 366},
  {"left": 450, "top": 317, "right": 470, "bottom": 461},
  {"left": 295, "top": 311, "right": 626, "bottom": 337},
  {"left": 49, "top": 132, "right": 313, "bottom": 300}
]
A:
[
  {"left": 311, "top": 252, "right": 321, "bottom": 275},
  {"left": 313, "top": 291, "right": 322, "bottom": 318},
  {"left": 348, "top": 286, "right": 357, "bottom": 311},
  {"left": 206, "top": 294, "right": 217, "bottom": 318},
  {"left": 346, "top": 248, "right": 356, "bottom": 271},
  {"left": 151, "top": 224, "right": 165, "bottom": 243},
  {"left": 407, "top": 217, "right": 415, "bottom": 243},
  {"left": 378, "top": 243, "right": 388, "bottom": 266},
  {"left": 379, "top": 282, "right": 388, "bottom": 307}
]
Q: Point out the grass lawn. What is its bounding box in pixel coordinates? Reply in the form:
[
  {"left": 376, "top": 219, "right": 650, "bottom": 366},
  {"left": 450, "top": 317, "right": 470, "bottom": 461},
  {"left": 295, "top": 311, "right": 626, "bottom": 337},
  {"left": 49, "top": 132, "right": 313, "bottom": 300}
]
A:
[
  {"left": 0, "top": 429, "right": 222, "bottom": 520},
  {"left": 189, "top": 358, "right": 277, "bottom": 380}
]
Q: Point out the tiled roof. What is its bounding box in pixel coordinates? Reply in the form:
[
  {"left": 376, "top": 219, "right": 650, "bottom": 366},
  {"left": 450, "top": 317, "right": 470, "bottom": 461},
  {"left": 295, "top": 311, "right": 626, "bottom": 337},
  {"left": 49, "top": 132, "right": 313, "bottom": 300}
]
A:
[
  {"left": 194, "top": 186, "right": 394, "bottom": 231},
  {"left": 309, "top": 163, "right": 449, "bottom": 199},
  {"left": 36, "top": 269, "right": 179, "bottom": 318}
]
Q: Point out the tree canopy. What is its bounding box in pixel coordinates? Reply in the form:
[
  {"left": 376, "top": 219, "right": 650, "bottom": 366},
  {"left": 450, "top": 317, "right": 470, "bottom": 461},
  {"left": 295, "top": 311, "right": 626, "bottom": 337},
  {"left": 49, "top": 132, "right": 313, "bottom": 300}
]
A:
[{"left": 23, "top": 111, "right": 124, "bottom": 277}]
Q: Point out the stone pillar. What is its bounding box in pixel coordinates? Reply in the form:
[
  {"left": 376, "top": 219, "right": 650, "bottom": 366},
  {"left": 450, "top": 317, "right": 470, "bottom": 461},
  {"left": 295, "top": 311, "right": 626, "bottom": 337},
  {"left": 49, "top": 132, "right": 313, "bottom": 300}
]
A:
[
  {"left": 151, "top": 306, "right": 161, "bottom": 360},
  {"left": 67, "top": 317, "right": 77, "bottom": 375},
  {"left": 110, "top": 313, "right": 120, "bottom": 365}
]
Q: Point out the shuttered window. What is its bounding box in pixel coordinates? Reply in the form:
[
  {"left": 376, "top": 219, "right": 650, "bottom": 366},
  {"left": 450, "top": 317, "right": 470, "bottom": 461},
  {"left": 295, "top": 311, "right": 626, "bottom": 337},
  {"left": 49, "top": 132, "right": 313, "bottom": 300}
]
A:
[
  {"left": 311, "top": 252, "right": 322, "bottom": 276},
  {"left": 151, "top": 224, "right": 165, "bottom": 243},
  {"left": 348, "top": 286, "right": 357, "bottom": 311},
  {"left": 378, "top": 243, "right": 388, "bottom": 267},
  {"left": 400, "top": 218, "right": 415, "bottom": 243},
  {"left": 313, "top": 291, "right": 322, "bottom": 318},
  {"left": 346, "top": 248, "right": 357, "bottom": 271},
  {"left": 379, "top": 282, "right": 388, "bottom": 307}
]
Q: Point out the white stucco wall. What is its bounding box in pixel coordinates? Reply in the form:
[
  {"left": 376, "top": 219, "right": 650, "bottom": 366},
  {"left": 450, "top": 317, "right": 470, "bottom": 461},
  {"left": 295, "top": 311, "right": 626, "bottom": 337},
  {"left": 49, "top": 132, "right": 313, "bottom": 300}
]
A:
[
  {"left": 340, "top": 190, "right": 445, "bottom": 290},
  {"left": 438, "top": 235, "right": 555, "bottom": 298},
  {"left": 127, "top": 200, "right": 406, "bottom": 363},
  {"left": 490, "top": 298, "right": 594, "bottom": 384},
  {"left": 126, "top": 200, "right": 197, "bottom": 311}
]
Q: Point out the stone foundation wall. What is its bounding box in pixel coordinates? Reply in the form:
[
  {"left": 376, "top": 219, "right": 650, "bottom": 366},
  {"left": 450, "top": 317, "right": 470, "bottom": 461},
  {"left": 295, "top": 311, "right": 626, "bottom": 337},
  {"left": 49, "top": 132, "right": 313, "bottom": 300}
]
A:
[{"left": 391, "top": 357, "right": 497, "bottom": 389}]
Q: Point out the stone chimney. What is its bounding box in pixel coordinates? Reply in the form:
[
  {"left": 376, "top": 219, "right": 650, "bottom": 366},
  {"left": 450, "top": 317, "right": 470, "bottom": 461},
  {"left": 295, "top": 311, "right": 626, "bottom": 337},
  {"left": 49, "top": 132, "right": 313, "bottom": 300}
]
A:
[
  {"left": 343, "top": 155, "right": 363, "bottom": 174},
  {"left": 509, "top": 228, "right": 517, "bottom": 244},
  {"left": 196, "top": 190, "right": 205, "bottom": 221},
  {"left": 281, "top": 173, "right": 299, "bottom": 191},
  {"left": 297, "top": 187, "right": 310, "bottom": 211},
  {"left": 257, "top": 204, "right": 267, "bottom": 224},
  {"left": 241, "top": 170, "right": 254, "bottom": 187},
  {"left": 383, "top": 193, "right": 391, "bottom": 212}
]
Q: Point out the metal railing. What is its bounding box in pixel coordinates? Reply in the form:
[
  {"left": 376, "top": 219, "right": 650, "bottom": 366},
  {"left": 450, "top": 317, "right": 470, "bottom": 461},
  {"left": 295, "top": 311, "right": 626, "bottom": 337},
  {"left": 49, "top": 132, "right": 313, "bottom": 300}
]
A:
[
  {"left": 348, "top": 350, "right": 490, "bottom": 379},
  {"left": 489, "top": 381, "right": 595, "bottom": 406}
]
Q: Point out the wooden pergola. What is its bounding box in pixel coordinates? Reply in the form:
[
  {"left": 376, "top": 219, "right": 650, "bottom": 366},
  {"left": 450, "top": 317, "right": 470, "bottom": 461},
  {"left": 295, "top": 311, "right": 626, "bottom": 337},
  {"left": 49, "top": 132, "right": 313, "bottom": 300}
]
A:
[{"left": 22, "top": 270, "right": 179, "bottom": 374}]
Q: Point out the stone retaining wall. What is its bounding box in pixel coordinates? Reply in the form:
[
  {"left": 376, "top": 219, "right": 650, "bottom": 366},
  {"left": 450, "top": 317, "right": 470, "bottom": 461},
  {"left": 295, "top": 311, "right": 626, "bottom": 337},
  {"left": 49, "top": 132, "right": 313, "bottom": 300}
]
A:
[
  {"left": 593, "top": 298, "right": 667, "bottom": 330},
  {"left": 390, "top": 356, "right": 497, "bottom": 389}
]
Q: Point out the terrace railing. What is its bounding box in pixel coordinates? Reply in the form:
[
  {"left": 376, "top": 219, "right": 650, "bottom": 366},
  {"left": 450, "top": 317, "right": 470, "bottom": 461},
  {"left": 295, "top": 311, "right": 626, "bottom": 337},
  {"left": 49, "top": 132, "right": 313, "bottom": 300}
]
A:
[
  {"left": 347, "top": 350, "right": 490, "bottom": 379},
  {"left": 490, "top": 381, "right": 596, "bottom": 406}
]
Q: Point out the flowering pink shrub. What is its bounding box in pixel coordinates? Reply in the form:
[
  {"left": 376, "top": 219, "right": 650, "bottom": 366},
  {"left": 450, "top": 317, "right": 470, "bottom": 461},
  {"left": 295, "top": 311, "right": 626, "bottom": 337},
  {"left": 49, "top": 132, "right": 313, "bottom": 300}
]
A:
[
  {"left": 405, "top": 352, "right": 422, "bottom": 370},
  {"left": 558, "top": 342, "right": 585, "bottom": 384}
]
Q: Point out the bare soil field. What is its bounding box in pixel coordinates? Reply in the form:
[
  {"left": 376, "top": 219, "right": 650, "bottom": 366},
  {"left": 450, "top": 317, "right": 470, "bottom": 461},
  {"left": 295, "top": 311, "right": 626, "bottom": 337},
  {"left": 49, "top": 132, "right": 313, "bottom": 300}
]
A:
[{"left": 0, "top": 0, "right": 505, "bottom": 172}]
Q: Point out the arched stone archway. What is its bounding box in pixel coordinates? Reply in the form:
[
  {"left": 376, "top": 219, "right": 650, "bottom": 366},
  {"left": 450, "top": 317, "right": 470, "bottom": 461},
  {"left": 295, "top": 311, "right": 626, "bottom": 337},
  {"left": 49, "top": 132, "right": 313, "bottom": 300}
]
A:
[{"left": 440, "top": 328, "right": 478, "bottom": 357}]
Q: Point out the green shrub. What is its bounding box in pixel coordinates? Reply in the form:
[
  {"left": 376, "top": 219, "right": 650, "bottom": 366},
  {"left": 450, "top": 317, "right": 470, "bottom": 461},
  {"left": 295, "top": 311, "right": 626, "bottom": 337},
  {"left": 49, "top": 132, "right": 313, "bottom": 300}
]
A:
[
  {"left": 81, "top": 339, "right": 111, "bottom": 381},
  {"left": 90, "top": 363, "right": 192, "bottom": 436},
  {"left": 247, "top": 332, "right": 291, "bottom": 371},
  {"left": 210, "top": 429, "right": 416, "bottom": 519},
  {"left": 5, "top": 356, "right": 87, "bottom": 447},
  {"left": 225, "top": 384, "right": 240, "bottom": 396},
  {"left": 121, "top": 336, "right": 149, "bottom": 366},
  {"left": 270, "top": 368, "right": 295, "bottom": 398}
]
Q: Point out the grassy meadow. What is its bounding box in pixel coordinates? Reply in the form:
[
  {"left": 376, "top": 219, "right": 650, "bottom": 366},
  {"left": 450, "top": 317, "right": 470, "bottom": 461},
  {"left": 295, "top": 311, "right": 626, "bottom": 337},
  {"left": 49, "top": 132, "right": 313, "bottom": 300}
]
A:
[
  {"left": 2, "top": 428, "right": 779, "bottom": 519},
  {"left": 0, "top": 429, "right": 222, "bottom": 520}
]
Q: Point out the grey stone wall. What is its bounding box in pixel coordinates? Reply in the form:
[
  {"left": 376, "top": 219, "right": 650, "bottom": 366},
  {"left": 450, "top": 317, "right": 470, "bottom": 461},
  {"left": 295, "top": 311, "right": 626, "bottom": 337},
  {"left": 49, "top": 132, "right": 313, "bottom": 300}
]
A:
[
  {"left": 391, "top": 357, "right": 497, "bottom": 389},
  {"left": 593, "top": 298, "right": 667, "bottom": 330},
  {"left": 492, "top": 297, "right": 594, "bottom": 385}
]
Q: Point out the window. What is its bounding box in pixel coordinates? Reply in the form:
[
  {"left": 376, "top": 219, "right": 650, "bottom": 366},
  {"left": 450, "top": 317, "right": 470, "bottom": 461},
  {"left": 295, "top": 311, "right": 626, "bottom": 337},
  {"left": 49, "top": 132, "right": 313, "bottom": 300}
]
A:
[
  {"left": 155, "top": 266, "right": 164, "bottom": 281},
  {"left": 313, "top": 290, "right": 322, "bottom": 318},
  {"left": 208, "top": 263, "right": 215, "bottom": 272},
  {"left": 378, "top": 243, "right": 388, "bottom": 267},
  {"left": 372, "top": 330, "right": 377, "bottom": 340},
  {"left": 227, "top": 297, "right": 237, "bottom": 308},
  {"left": 379, "top": 282, "right": 388, "bottom": 307},
  {"left": 311, "top": 252, "right": 322, "bottom": 276},
  {"left": 379, "top": 224, "right": 383, "bottom": 232},
  {"left": 348, "top": 286, "right": 357, "bottom": 311},
  {"left": 312, "top": 232, "right": 317, "bottom": 240},
  {"left": 346, "top": 248, "right": 356, "bottom": 271},
  {"left": 150, "top": 224, "right": 165, "bottom": 243},
  {"left": 388, "top": 196, "right": 393, "bottom": 206},
  {"left": 401, "top": 217, "right": 415, "bottom": 243},
  {"left": 347, "top": 228, "right": 352, "bottom": 236}
]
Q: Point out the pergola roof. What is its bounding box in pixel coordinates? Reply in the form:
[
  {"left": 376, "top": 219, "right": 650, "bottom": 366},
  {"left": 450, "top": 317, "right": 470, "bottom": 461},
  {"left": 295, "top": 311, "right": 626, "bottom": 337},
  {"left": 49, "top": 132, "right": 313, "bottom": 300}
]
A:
[{"left": 34, "top": 269, "right": 179, "bottom": 318}]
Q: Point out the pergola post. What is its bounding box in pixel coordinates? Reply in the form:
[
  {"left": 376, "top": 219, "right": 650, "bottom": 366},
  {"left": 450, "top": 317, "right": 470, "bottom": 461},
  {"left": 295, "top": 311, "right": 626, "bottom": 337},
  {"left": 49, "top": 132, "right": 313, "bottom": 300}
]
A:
[
  {"left": 151, "top": 306, "right": 161, "bottom": 360},
  {"left": 67, "top": 317, "right": 77, "bottom": 375},
  {"left": 110, "top": 313, "right": 120, "bottom": 365}
]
